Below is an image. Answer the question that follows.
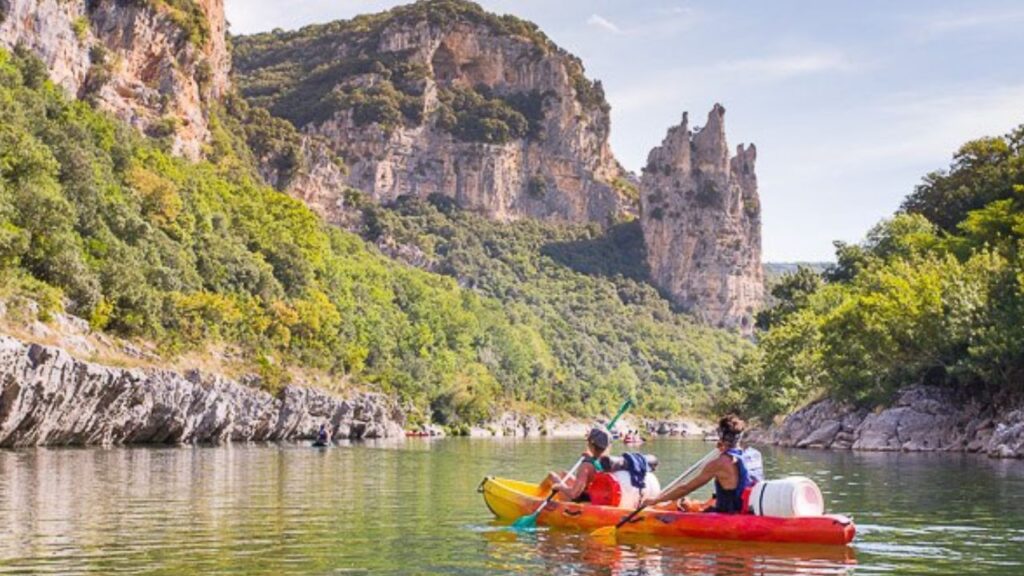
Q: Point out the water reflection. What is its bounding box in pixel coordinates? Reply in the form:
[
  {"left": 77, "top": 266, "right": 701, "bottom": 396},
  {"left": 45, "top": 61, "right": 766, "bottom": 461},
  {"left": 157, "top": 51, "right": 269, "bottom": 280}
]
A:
[
  {"left": 481, "top": 527, "right": 855, "bottom": 576},
  {"left": 0, "top": 439, "right": 1021, "bottom": 574}
]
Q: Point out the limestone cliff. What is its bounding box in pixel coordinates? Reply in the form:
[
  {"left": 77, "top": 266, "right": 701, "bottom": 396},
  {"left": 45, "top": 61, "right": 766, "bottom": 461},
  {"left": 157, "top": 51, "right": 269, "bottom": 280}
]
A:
[
  {"left": 640, "top": 104, "right": 764, "bottom": 333},
  {"left": 0, "top": 0, "right": 230, "bottom": 158},
  {"left": 0, "top": 334, "right": 404, "bottom": 446},
  {"left": 233, "top": 0, "right": 629, "bottom": 223}
]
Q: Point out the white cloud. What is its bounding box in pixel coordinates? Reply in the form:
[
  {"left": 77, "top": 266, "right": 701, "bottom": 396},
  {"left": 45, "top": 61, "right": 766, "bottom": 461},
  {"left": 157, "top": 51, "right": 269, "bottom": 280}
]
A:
[
  {"left": 608, "top": 50, "right": 852, "bottom": 114},
  {"left": 919, "top": 8, "right": 1024, "bottom": 37},
  {"left": 756, "top": 82, "right": 1024, "bottom": 260},
  {"left": 717, "top": 52, "right": 851, "bottom": 79},
  {"left": 586, "top": 14, "right": 622, "bottom": 35},
  {"left": 808, "top": 83, "right": 1024, "bottom": 170}
]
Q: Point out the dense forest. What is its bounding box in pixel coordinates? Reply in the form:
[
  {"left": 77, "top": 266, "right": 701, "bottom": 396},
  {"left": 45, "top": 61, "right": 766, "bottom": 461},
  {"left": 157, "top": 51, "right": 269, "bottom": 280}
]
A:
[
  {"left": 727, "top": 124, "right": 1024, "bottom": 421},
  {"left": 362, "top": 197, "right": 748, "bottom": 417},
  {"left": 0, "top": 47, "right": 746, "bottom": 427}
]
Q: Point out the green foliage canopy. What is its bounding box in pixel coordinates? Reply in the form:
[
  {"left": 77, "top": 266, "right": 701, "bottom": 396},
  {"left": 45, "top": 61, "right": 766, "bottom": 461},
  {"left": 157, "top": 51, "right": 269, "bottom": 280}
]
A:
[
  {"left": 361, "top": 196, "right": 751, "bottom": 416},
  {"left": 731, "top": 125, "right": 1024, "bottom": 423}
]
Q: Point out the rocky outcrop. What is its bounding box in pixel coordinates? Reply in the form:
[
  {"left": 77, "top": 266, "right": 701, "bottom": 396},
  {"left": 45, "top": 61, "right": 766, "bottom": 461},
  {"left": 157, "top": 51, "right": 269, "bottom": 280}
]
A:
[
  {"left": 0, "top": 334, "right": 404, "bottom": 447},
  {"left": 275, "top": 137, "right": 357, "bottom": 226},
  {"left": 753, "top": 386, "right": 1024, "bottom": 458},
  {"left": 233, "top": 0, "right": 629, "bottom": 224},
  {"left": 643, "top": 418, "right": 713, "bottom": 438},
  {"left": 0, "top": 0, "right": 230, "bottom": 158},
  {"left": 639, "top": 104, "right": 764, "bottom": 333}
]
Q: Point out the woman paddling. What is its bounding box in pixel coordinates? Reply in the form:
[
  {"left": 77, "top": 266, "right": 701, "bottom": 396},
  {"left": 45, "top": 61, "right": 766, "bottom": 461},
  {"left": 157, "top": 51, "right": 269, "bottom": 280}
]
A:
[
  {"left": 639, "top": 414, "right": 755, "bottom": 513},
  {"left": 541, "top": 427, "right": 611, "bottom": 502}
]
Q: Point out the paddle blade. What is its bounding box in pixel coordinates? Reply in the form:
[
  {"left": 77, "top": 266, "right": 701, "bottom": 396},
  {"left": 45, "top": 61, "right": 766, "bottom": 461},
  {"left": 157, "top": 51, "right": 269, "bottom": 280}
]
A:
[
  {"left": 590, "top": 525, "right": 617, "bottom": 539},
  {"left": 511, "top": 511, "right": 539, "bottom": 529}
]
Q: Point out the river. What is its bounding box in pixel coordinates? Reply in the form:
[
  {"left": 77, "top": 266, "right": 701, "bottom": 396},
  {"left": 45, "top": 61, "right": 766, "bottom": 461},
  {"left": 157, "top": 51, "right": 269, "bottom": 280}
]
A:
[{"left": 0, "top": 438, "right": 1022, "bottom": 575}]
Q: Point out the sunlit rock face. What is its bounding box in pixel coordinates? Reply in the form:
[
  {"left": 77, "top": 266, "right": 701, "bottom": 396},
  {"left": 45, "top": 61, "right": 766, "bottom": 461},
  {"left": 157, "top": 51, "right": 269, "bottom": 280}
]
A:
[
  {"left": 233, "top": 0, "right": 631, "bottom": 223},
  {"left": 0, "top": 0, "right": 231, "bottom": 159},
  {"left": 639, "top": 104, "right": 764, "bottom": 333}
]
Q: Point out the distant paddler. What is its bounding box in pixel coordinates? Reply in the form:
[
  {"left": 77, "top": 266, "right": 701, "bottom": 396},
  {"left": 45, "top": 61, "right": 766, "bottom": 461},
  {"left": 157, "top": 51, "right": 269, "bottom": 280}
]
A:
[{"left": 313, "top": 423, "right": 331, "bottom": 447}]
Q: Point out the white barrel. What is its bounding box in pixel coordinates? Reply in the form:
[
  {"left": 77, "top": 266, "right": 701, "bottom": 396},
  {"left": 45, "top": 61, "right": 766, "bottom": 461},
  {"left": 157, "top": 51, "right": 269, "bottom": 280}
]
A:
[
  {"left": 612, "top": 471, "right": 662, "bottom": 509},
  {"left": 748, "top": 476, "right": 824, "bottom": 518}
]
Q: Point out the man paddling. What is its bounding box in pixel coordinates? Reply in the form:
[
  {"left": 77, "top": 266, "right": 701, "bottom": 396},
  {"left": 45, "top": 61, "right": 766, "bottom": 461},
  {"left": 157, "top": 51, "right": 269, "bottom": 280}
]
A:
[
  {"left": 541, "top": 427, "right": 611, "bottom": 502},
  {"left": 314, "top": 423, "right": 331, "bottom": 446},
  {"left": 639, "top": 414, "right": 755, "bottom": 513}
]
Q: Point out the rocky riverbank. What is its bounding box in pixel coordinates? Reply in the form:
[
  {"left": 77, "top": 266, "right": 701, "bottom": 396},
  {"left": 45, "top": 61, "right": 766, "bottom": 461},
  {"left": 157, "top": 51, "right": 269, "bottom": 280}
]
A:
[
  {"left": 750, "top": 386, "right": 1024, "bottom": 458},
  {"left": 0, "top": 334, "right": 405, "bottom": 447},
  {"left": 417, "top": 413, "right": 712, "bottom": 439}
]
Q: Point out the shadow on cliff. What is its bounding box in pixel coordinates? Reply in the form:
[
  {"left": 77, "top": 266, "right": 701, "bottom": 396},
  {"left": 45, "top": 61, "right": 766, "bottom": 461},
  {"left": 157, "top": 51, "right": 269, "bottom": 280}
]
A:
[{"left": 541, "top": 220, "right": 651, "bottom": 283}]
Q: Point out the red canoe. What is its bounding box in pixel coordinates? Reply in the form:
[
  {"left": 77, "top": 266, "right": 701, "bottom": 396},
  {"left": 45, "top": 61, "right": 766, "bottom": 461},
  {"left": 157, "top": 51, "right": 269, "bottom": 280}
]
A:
[{"left": 480, "top": 476, "right": 855, "bottom": 546}]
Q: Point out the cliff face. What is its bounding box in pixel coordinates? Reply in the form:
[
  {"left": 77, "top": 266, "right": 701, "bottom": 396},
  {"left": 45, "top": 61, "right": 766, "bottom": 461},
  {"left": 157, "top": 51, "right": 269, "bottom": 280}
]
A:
[
  {"left": 0, "top": 334, "right": 404, "bottom": 446},
  {"left": 233, "top": 0, "right": 629, "bottom": 223},
  {"left": 1, "top": 0, "right": 762, "bottom": 335},
  {"left": 0, "top": 0, "right": 230, "bottom": 158},
  {"left": 640, "top": 104, "right": 764, "bottom": 333}
]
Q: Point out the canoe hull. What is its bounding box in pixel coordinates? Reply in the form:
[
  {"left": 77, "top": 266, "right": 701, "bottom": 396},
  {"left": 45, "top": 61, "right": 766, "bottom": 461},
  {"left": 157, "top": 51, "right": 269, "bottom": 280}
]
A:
[{"left": 480, "top": 476, "right": 855, "bottom": 546}]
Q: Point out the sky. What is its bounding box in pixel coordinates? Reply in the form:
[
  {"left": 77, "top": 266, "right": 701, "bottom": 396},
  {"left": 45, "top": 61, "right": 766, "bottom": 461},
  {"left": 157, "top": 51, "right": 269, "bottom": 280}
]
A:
[{"left": 225, "top": 1, "right": 1024, "bottom": 262}]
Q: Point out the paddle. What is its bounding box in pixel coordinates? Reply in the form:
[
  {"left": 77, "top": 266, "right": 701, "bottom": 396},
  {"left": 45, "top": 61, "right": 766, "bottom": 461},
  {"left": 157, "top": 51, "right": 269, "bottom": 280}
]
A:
[
  {"left": 511, "top": 398, "right": 633, "bottom": 529},
  {"left": 590, "top": 447, "right": 720, "bottom": 539}
]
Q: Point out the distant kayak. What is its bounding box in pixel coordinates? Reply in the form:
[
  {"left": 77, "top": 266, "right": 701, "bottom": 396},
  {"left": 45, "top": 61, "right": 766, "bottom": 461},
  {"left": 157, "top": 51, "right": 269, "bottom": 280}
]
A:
[
  {"left": 622, "top": 436, "right": 644, "bottom": 445},
  {"left": 480, "top": 476, "right": 855, "bottom": 546},
  {"left": 405, "top": 431, "right": 431, "bottom": 438}
]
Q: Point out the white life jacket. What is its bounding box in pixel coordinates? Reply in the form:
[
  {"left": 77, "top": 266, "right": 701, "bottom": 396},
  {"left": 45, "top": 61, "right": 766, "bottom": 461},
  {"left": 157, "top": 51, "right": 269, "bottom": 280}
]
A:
[{"left": 742, "top": 447, "right": 765, "bottom": 484}]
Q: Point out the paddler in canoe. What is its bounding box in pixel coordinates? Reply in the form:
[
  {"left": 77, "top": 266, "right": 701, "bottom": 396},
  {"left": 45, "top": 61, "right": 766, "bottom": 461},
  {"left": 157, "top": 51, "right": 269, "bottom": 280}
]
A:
[
  {"left": 481, "top": 408, "right": 854, "bottom": 544},
  {"left": 313, "top": 422, "right": 331, "bottom": 447},
  {"left": 540, "top": 427, "right": 611, "bottom": 502},
  {"left": 640, "top": 414, "right": 762, "bottom": 513}
]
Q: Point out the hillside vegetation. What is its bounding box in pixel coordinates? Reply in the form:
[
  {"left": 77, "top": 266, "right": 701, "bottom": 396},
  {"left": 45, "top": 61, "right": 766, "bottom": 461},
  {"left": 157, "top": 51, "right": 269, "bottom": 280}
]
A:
[
  {"left": 362, "top": 197, "right": 751, "bottom": 416},
  {"left": 0, "top": 47, "right": 745, "bottom": 425},
  {"left": 728, "top": 124, "right": 1024, "bottom": 421}
]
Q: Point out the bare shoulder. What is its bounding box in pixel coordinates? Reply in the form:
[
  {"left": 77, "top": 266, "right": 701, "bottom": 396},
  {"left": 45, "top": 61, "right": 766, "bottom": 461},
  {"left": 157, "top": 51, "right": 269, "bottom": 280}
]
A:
[
  {"left": 707, "top": 453, "right": 731, "bottom": 470},
  {"left": 715, "top": 453, "right": 733, "bottom": 464}
]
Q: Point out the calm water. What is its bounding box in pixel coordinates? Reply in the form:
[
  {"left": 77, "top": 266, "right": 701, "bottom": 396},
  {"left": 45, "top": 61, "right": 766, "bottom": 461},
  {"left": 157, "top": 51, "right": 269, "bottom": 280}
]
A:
[{"left": 1, "top": 438, "right": 1023, "bottom": 575}]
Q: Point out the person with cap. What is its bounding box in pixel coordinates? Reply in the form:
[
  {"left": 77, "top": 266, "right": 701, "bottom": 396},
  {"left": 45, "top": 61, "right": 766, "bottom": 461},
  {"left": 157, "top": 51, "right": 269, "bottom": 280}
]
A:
[
  {"left": 639, "top": 414, "right": 754, "bottom": 514},
  {"left": 540, "top": 427, "right": 612, "bottom": 503}
]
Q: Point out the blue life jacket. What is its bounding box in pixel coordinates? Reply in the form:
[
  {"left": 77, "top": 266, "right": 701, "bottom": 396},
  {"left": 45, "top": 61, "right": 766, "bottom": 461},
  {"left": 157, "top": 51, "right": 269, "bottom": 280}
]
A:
[
  {"left": 621, "top": 452, "right": 651, "bottom": 489},
  {"left": 713, "top": 448, "right": 750, "bottom": 514}
]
